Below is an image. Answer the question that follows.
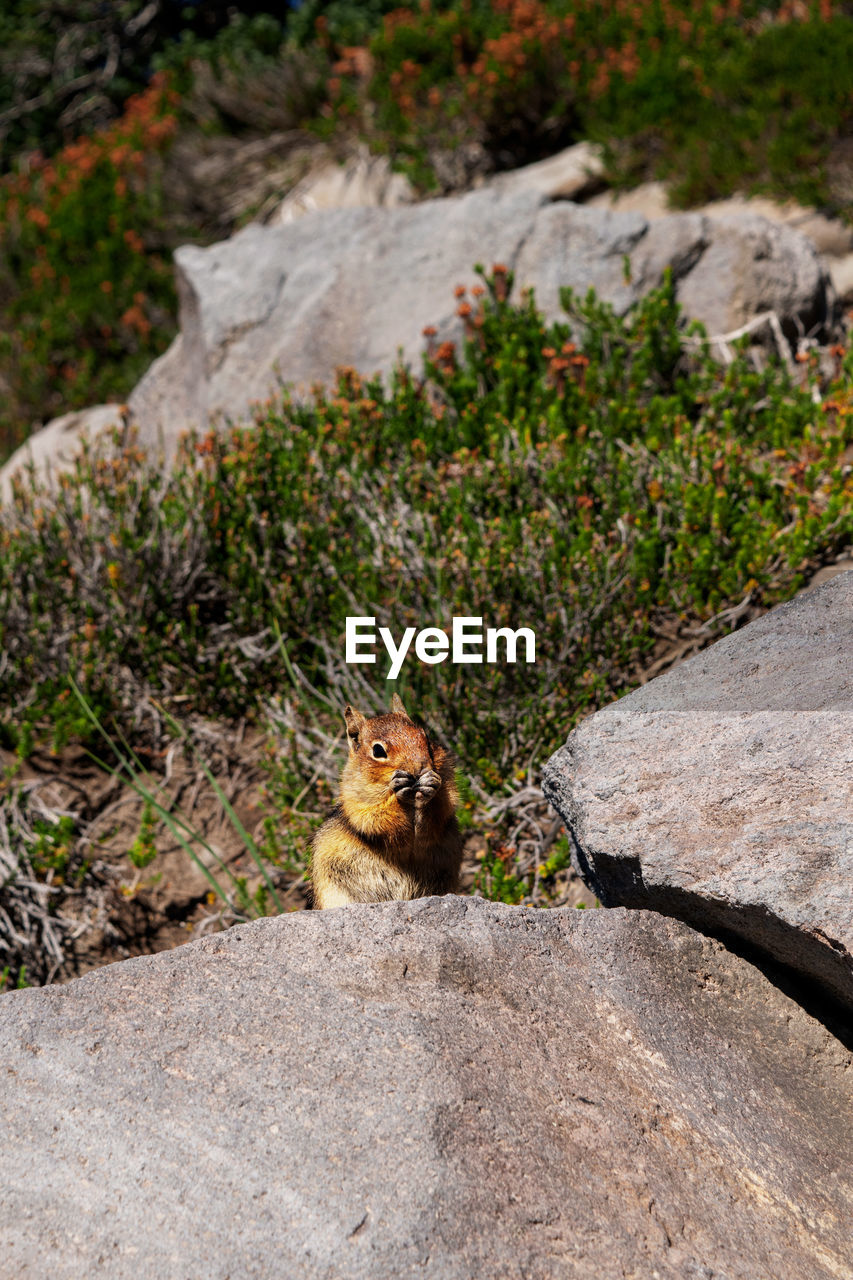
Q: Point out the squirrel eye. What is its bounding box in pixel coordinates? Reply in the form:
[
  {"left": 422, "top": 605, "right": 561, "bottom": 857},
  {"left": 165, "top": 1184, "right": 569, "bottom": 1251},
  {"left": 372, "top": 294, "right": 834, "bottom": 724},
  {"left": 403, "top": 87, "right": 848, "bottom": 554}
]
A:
[{"left": 371, "top": 742, "right": 388, "bottom": 760}]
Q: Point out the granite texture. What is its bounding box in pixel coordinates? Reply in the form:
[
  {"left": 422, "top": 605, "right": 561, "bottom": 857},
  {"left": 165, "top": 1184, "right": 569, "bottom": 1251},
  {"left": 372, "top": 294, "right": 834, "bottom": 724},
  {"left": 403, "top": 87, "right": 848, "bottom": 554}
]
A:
[
  {"left": 1, "top": 896, "right": 851, "bottom": 1279},
  {"left": 543, "top": 572, "right": 853, "bottom": 1011}
]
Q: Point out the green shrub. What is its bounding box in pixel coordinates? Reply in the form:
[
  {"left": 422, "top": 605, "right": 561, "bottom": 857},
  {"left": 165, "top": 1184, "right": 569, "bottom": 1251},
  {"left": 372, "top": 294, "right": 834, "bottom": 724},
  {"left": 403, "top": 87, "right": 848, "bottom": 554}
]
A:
[
  {"left": 318, "top": 0, "right": 853, "bottom": 207},
  {"left": 0, "top": 965, "right": 30, "bottom": 992},
  {"left": 346, "top": 1, "right": 584, "bottom": 186},
  {"left": 597, "top": 9, "right": 853, "bottom": 208},
  {"left": 474, "top": 846, "right": 529, "bottom": 906},
  {"left": 2, "top": 271, "right": 851, "bottom": 775},
  {"left": 0, "top": 2, "right": 294, "bottom": 164},
  {"left": 0, "top": 775, "right": 87, "bottom": 987},
  {"left": 155, "top": 11, "right": 290, "bottom": 87}
]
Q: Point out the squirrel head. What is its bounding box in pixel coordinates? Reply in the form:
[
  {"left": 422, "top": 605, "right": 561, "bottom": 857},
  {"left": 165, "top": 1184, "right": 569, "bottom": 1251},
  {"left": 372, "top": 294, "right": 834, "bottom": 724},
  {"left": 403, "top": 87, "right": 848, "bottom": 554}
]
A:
[{"left": 341, "top": 694, "right": 451, "bottom": 818}]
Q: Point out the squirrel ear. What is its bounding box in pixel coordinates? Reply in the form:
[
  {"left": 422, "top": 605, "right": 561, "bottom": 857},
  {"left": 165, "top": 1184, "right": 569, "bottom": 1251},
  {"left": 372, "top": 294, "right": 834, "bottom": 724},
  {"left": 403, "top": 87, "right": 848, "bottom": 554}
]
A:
[
  {"left": 390, "top": 692, "right": 411, "bottom": 719},
  {"left": 344, "top": 705, "right": 365, "bottom": 750}
]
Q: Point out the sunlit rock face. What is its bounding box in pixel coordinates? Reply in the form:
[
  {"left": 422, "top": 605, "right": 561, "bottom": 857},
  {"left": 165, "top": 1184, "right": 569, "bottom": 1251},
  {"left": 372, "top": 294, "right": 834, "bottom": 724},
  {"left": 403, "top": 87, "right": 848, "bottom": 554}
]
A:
[{"left": 1, "top": 895, "right": 852, "bottom": 1279}]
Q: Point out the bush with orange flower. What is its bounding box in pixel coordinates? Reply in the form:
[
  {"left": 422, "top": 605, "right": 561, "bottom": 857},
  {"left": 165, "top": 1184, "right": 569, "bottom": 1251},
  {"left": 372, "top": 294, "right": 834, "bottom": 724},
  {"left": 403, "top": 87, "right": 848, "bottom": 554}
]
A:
[
  {"left": 320, "top": 0, "right": 853, "bottom": 205},
  {"left": 0, "top": 75, "right": 180, "bottom": 457}
]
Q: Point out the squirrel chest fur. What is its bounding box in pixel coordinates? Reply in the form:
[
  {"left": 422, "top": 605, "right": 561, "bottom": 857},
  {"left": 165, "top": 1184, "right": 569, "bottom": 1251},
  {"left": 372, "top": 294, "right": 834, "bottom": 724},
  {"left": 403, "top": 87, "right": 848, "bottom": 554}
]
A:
[{"left": 311, "top": 694, "right": 463, "bottom": 909}]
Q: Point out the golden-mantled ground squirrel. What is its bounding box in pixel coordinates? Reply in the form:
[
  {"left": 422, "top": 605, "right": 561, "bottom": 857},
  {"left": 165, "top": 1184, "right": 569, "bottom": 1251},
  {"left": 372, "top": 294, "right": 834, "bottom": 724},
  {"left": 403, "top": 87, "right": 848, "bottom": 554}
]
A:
[{"left": 311, "top": 694, "right": 463, "bottom": 909}]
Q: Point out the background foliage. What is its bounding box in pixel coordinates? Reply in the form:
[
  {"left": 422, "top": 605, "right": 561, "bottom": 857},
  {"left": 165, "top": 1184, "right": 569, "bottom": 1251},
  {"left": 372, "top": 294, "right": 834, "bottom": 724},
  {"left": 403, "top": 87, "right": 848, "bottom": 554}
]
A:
[
  {"left": 1, "top": 0, "right": 850, "bottom": 458},
  {"left": 0, "top": 76, "right": 179, "bottom": 452}
]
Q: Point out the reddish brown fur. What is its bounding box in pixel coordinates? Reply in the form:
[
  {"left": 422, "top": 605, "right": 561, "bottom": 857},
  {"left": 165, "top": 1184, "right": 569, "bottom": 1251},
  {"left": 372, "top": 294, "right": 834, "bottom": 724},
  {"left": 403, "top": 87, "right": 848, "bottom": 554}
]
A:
[{"left": 311, "top": 696, "right": 463, "bottom": 909}]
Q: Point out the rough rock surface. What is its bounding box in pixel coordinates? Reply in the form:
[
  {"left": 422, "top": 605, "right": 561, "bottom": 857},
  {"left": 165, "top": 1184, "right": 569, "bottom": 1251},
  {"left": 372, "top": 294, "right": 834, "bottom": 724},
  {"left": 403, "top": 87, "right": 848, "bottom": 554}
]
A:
[
  {"left": 2, "top": 896, "right": 852, "bottom": 1280},
  {"left": 673, "top": 211, "right": 834, "bottom": 338},
  {"left": 543, "top": 572, "right": 853, "bottom": 1013},
  {"left": 589, "top": 183, "right": 853, "bottom": 259},
  {"left": 127, "top": 189, "right": 832, "bottom": 450}
]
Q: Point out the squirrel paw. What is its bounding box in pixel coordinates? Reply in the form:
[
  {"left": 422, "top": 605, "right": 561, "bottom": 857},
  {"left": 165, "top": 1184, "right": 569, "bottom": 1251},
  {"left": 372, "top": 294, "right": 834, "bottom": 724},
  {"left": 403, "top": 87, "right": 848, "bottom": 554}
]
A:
[
  {"left": 392, "top": 768, "right": 441, "bottom": 805},
  {"left": 391, "top": 769, "right": 418, "bottom": 801},
  {"left": 416, "top": 769, "right": 441, "bottom": 803}
]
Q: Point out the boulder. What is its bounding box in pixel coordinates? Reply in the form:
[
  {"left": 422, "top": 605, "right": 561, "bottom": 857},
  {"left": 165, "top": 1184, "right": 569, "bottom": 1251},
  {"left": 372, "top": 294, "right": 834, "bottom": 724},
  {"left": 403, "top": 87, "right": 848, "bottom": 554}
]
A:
[
  {"left": 674, "top": 211, "right": 836, "bottom": 339},
  {"left": 127, "top": 189, "right": 548, "bottom": 448},
  {"left": 1, "top": 896, "right": 851, "bottom": 1279},
  {"left": 698, "top": 196, "right": 853, "bottom": 259},
  {"left": 589, "top": 184, "right": 853, "bottom": 260},
  {"left": 543, "top": 572, "right": 853, "bottom": 1012},
  {"left": 2, "top": 188, "right": 834, "bottom": 490},
  {"left": 128, "top": 190, "right": 833, "bottom": 451}
]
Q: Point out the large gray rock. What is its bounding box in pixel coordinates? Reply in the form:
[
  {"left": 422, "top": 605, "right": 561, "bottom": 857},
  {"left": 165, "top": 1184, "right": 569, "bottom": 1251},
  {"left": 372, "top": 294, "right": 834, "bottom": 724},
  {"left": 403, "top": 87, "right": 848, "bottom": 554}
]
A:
[
  {"left": 590, "top": 183, "right": 853, "bottom": 260},
  {"left": 1, "top": 189, "right": 829, "bottom": 494},
  {"left": 1, "top": 189, "right": 833, "bottom": 494},
  {"left": 128, "top": 189, "right": 548, "bottom": 447},
  {"left": 675, "top": 211, "right": 835, "bottom": 338},
  {"left": 517, "top": 205, "right": 833, "bottom": 338},
  {"left": 543, "top": 572, "right": 853, "bottom": 1013},
  {"left": 127, "top": 189, "right": 833, "bottom": 451},
  {"left": 1, "top": 897, "right": 851, "bottom": 1279}
]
